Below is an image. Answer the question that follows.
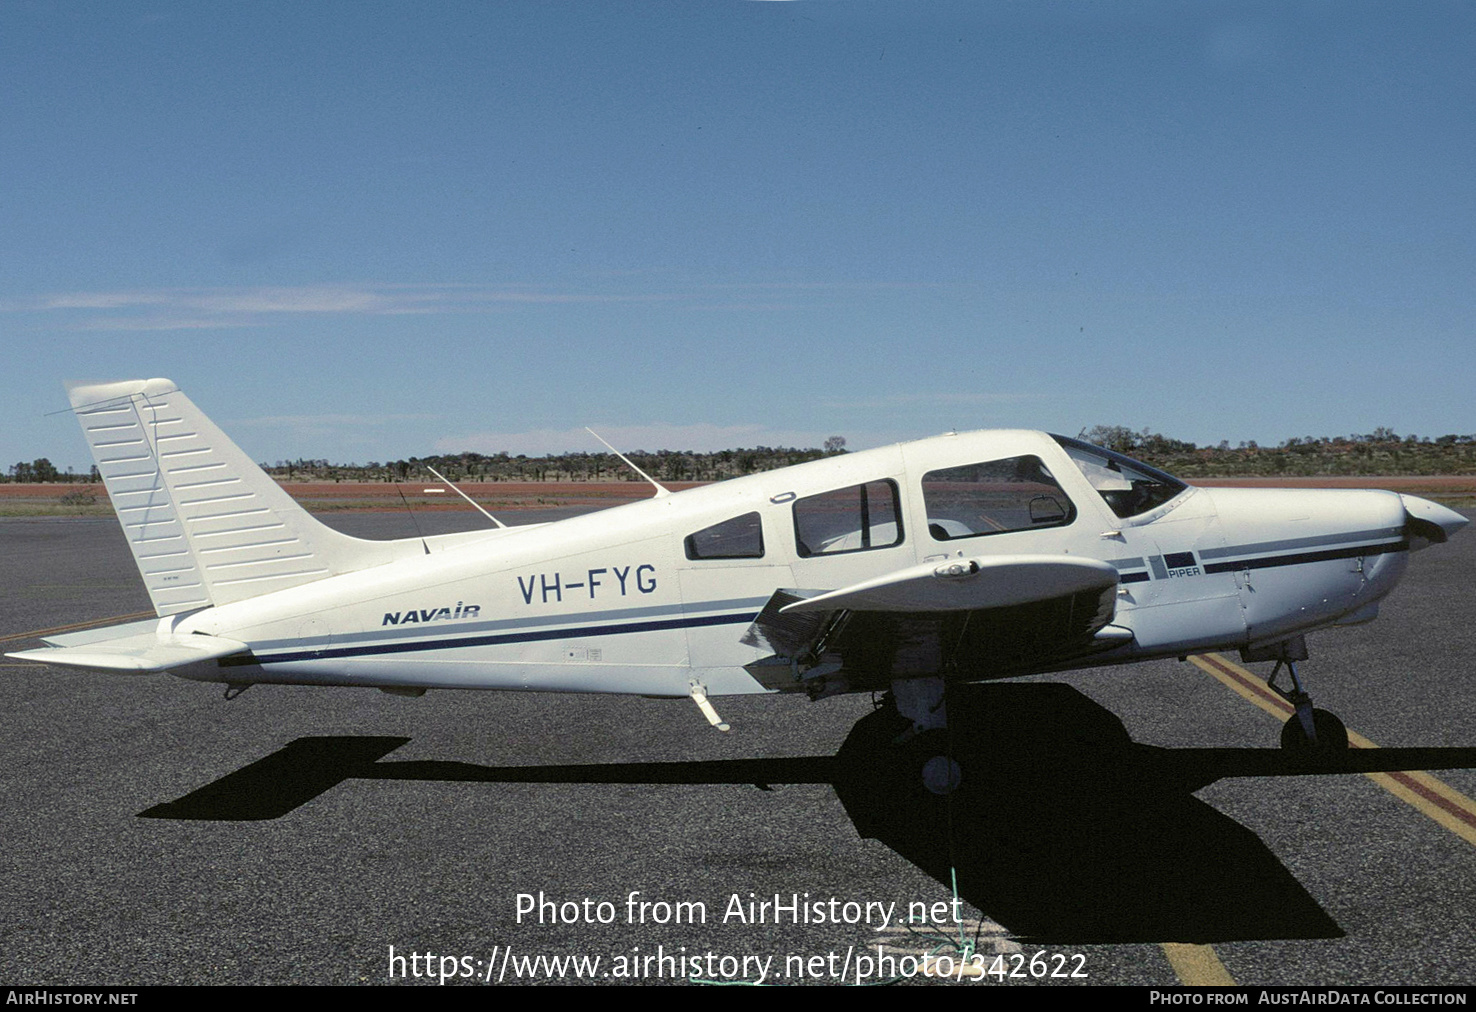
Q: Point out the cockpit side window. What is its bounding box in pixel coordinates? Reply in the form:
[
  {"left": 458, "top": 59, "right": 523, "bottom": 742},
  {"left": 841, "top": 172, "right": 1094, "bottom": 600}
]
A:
[
  {"left": 1050, "top": 434, "right": 1188, "bottom": 519},
  {"left": 921, "top": 456, "right": 1075, "bottom": 541},
  {"left": 792, "top": 479, "right": 904, "bottom": 557},
  {"left": 685, "top": 512, "right": 764, "bottom": 560}
]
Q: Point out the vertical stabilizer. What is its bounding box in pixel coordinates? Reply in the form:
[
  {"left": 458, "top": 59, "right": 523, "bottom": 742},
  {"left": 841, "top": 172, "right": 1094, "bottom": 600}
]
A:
[{"left": 69, "top": 379, "right": 404, "bottom": 616}]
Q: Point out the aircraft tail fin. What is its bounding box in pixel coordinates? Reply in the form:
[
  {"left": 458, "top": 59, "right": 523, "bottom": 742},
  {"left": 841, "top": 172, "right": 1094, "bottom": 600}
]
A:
[{"left": 69, "top": 379, "right": 405, "bottom": 616}]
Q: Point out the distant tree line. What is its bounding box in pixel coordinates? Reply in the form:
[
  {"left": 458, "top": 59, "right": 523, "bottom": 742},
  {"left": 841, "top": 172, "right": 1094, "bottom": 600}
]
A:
[
  {"left": 253, "top": 427, "right": 1476, "bottom": 482},
  {"left": 257, "top": 444, "right": 846, "bottom": 484},
  {"left": 1077, "top": 426, "right": 1476, "bottom": 477},
  {"left": 10, "top": 428, "right": 1476, "bottom": 483},
  {"left": 4, "top": 459, "right": 100, "bottom": 483}
]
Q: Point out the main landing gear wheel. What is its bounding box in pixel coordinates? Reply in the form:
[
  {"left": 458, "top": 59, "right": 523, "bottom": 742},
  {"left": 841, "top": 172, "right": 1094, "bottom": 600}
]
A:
[
  {"left": 895, "top": 729, "right": 963, "bottom": 796},
  {"left": 921, "top": 753, "right": 963, "bottom": 796},
  {"left": 905, "top": 737, "right": 962, "bottom": 796},
  {"left": 887, "top": 678, "right": 963, "bottom": 795},
  {"left": 1280, "top": 708, "right": 1349, "bottom": 751}
]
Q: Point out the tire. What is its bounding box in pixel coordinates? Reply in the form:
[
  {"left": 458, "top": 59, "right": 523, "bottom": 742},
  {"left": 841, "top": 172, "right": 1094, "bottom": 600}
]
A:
[
  {"left": 907, "top": 729, "right": 963, "bottom": 795},
  {"left": 1280, "top": 708, "right": 1349, "bottom": 750}
]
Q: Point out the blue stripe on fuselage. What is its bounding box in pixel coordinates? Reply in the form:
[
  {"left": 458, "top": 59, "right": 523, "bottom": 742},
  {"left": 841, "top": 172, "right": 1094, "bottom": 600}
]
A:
[{"left": 220, "top": 610, "right": 762, "bottom": 667}]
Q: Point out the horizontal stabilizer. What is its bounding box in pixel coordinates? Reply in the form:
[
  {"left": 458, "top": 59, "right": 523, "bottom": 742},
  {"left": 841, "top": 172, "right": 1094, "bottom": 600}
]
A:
[
  {"left": 41, "top": 618, "right": 159, "bottom": 647},
  {"left": 779, "top": 554, "right": 1119, "bottom": 614},
  {"left": 8, "top": 628, "right": 247, "bottom": 673}
]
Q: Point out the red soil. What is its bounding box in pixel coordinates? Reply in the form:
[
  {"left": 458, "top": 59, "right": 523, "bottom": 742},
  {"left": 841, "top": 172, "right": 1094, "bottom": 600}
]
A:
[{"left": 4, "top": 475, "right": 1472, "bottom": 512}]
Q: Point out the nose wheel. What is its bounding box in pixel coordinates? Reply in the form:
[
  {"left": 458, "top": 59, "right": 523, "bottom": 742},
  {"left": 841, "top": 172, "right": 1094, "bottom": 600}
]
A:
[
  {"left": 1279, "top": 707, "right": 1349, "bottom": 750},
  {"left": 1267, "top": 659, "right": 1349, "bottom": 751}
]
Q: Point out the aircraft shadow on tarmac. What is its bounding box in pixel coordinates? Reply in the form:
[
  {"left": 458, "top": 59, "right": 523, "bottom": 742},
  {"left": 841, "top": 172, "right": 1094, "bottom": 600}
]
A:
[{"left": 140, "top": 682, "right": 1476, "bottom": 945}]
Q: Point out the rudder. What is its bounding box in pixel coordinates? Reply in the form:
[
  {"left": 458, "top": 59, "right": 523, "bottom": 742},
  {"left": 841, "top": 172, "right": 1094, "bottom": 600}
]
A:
[{"left": 70, "top": 378, "right": 405, "bottom": 616}]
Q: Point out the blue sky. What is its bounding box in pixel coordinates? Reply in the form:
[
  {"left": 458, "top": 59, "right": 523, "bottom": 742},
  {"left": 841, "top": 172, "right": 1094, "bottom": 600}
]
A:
[{"left": 2, "top": 2, "right": 1473, "bottom": 472}]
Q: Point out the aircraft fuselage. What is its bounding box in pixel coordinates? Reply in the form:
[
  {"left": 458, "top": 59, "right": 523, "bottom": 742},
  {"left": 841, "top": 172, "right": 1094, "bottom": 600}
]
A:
[{"left": 162, "top": 430, "right": 1443, "bottom": 697}]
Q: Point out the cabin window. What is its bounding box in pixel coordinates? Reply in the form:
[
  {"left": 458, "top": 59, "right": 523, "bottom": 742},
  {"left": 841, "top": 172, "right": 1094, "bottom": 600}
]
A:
[
  {"left": 685, "top": 512, "right": 765, "bottom": 560},
  {"left": 922, "top": 456, "right": 1075, "bottom": 540},
  {"left": 793, "top": 479, "right": 904, "bottom": 557}
]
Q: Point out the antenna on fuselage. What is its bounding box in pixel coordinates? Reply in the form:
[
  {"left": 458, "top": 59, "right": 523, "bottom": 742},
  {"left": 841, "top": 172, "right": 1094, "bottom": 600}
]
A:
[
  {"left": 585, "top": 427, "right": 671, "bottom": 499},
  {"left": 393, "top": 483, "right": 431, "bottom": 554},
  {"left": 424, "top": 465, "right": 508, "bottom": 528}
]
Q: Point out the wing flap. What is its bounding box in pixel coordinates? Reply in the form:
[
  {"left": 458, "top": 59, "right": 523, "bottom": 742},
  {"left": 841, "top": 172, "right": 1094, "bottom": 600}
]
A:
[
  {"left": 8, "top": 630, "right": 247, "bottom": 673},
  {"left": 739, "top": 590, "right": 832, "bottom": 658},
  {"left": 744, "top": 554, "right": 1125, "bottom": 690}
]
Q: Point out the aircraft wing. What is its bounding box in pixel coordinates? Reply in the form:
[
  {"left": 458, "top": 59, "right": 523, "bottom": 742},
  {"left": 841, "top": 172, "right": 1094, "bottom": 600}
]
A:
[
  {"left": 742, "top": 554, "right": 1128, "bottom": 690},
  {"left": 7, "top": 621, "right": 248, "bottom": 674},
  {"left": 779, "top": 555, "right": 1120, "bottom": 614}
]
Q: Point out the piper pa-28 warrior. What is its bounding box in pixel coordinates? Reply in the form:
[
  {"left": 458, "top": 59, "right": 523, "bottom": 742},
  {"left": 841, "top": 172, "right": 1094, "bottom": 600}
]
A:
[{"left": 13, "top": 379, "right": 1468, "bottom": 792}]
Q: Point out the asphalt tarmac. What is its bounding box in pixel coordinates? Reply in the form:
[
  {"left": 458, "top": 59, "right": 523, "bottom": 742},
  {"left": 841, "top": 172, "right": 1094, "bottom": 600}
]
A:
[{"left": 2, "top": 509, "right": 1474, "bottom": 987}]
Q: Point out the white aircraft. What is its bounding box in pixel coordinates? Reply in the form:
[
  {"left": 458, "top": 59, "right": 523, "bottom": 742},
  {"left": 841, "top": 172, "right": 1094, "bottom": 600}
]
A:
[{"left": 12, "top": 379, "right": 1468, "bottom": 791}]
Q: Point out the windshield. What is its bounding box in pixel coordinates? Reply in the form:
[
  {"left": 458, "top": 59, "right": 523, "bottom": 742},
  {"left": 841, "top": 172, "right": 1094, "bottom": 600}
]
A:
[{"left": 1050, "top": 434, "right": 1188, "bottom": 519}]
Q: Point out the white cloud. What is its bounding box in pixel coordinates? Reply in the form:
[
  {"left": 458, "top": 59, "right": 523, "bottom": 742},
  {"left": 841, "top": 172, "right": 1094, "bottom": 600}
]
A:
[
  {"left": 5, "top": 279, "right": 975, "bottom": 331},
  {"left": 68, "top": 315, "right": 234, "bottom": 331},
  {"left": 6, "top": 283, "right": 691, "bottom": 331}
]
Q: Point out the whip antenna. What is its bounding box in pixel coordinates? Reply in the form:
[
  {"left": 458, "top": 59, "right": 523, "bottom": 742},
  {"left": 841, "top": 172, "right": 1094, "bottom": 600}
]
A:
[
  {"left": 424, "top": 465, "right": 508, "bottom": 528},
  {"left": 585, "top": 427, "right": 671, "bottom": 498}
]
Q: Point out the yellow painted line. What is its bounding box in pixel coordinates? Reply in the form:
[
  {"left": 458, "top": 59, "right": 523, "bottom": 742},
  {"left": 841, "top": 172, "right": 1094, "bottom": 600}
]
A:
[
  {"left": 1188, "top": 653, "right": 1298, "bottom": 721},
  {"left": 1190, "top": 653, "right": 1476, "bottom": 848},
  {"left": 0, "top": 610, "right": 155, "bottom": 647},
  {"left": 1160, "top": 943, "right": 1236, "bottom": 986}
]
